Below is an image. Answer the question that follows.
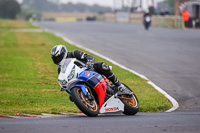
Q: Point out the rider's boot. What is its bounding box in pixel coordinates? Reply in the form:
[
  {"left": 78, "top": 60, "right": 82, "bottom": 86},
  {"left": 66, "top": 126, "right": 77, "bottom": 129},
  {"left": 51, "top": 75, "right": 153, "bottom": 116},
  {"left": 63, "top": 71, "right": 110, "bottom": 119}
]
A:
[
  {"left": 108, "top": 73, "right": 126, "bottom": 92},
  {"left": 117, "top": 83, "right": 126, "bottom": 92}
]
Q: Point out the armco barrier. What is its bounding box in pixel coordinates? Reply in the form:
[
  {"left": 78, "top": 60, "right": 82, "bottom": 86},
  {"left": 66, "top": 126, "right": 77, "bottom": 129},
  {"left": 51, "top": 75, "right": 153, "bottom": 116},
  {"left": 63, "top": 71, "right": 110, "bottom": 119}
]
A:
[
  {"left": 152, "top": 15, "right": 185, "bottom": 29},
  {"left": 102, "top": 13, "right": 185, "bottom": 29}
]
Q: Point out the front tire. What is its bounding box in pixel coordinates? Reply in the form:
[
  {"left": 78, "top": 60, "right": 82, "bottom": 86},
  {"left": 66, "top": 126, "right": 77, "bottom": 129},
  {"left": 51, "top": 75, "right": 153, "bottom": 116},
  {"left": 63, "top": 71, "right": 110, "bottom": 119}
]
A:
[{"left": 71, "top": 87, "right": 99, "bottom": 117}]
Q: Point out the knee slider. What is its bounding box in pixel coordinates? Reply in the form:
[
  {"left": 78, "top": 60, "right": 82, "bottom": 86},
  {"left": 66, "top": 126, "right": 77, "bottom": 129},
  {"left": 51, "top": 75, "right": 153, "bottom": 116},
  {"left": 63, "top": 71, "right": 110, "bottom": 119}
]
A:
[{"left": 101, "top": 63, "right": 110, "bottom": 71}]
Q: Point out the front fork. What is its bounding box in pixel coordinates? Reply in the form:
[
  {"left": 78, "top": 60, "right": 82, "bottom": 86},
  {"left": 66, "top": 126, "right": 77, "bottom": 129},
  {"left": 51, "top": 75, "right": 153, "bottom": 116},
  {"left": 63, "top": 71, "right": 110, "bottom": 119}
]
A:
[{"left": 72, "top": 84, "right": 94, "bottom": 101}]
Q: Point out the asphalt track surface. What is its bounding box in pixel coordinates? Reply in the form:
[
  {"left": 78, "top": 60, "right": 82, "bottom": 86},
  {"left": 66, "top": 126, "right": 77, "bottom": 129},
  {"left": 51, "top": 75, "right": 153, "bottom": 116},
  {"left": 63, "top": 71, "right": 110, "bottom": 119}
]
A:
[
  {"left": 1, "top": 22, "right": 199, "bottom": 133},
  {"left": 1, "top": 112, "right": 200, "bottom": 133}
]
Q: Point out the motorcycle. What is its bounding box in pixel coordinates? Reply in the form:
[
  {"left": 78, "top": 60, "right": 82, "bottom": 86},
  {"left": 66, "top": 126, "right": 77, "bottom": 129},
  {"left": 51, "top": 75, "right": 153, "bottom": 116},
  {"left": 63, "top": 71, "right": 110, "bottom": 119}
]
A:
[
  {"left": 144, "top": 15, "right": 151, "bottom": 30},
  {"left": 58, "top": 58, "right": 139, "bottom": 117}
]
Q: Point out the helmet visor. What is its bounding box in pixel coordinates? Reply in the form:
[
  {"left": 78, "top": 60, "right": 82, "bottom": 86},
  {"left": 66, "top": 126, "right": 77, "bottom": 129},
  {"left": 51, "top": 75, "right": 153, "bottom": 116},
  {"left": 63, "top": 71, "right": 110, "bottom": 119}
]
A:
[{"left": 51, "top": 53, "right": 64, "bottom": 65}]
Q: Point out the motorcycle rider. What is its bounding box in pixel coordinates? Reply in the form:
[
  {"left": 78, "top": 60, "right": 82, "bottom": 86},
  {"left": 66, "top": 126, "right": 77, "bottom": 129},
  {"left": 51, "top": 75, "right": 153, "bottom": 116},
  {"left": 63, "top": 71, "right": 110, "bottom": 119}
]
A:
[
  {"left": 51, "top": 44, "right": 126, "bottom": 92},
  {"left": 143, "top": 9, "right": 152, "bottom": 30}
]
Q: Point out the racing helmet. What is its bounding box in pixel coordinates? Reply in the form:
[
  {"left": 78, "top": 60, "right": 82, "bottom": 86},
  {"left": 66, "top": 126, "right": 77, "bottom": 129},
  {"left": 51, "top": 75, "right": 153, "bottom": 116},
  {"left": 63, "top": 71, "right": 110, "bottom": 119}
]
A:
[
  {"left": 145, "top": 9, "right": 149, "bottom": 13},
  {"left": 51, "top": 45, "right": 68, "bottom": 65}
]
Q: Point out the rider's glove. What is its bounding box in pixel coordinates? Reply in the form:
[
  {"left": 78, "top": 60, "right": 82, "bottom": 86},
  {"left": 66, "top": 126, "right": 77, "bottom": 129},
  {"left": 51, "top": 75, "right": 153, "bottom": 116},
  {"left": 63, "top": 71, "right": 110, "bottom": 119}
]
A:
[{"left": 86, "top": 60, "right": 94, "bottom": 69}]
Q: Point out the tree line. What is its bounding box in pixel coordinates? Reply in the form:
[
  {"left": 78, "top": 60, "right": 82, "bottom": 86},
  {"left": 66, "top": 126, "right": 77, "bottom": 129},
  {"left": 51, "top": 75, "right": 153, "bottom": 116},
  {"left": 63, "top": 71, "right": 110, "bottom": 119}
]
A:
[
  {"left": 0, "top": 0, "right": 21, "bottom": 19},
  {"left": 22, "top": 0, "right": 112, "bottom": 12},
  {"left": 0, "top": 0, "right": 112, "bottom": 20}
]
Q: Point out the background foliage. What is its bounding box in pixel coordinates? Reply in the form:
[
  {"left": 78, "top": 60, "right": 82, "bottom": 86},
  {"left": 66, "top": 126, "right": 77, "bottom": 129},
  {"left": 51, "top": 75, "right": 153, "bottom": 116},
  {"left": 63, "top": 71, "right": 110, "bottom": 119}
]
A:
[{"left": 0, "top": 0, "right": 21, "bottom": 19}]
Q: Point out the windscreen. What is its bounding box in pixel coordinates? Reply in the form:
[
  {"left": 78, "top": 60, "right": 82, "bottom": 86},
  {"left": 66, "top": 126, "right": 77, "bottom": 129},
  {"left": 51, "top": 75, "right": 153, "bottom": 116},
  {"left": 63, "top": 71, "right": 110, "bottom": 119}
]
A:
[{"left": 60, "top": 58, "right": 73, "bottom": 73}]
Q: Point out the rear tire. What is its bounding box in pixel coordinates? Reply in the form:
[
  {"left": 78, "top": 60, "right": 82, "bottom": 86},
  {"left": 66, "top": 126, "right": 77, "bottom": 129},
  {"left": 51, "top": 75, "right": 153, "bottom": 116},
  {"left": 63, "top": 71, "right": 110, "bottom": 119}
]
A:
[
  {"left": 71, "top": 87, "right": 99, "bottom": 117},
  {"left": 145, "top": 23, "right": 149, "bottom": 30},
  {"left": 120, "top": 85, "right": 139, "bottom": 115}
]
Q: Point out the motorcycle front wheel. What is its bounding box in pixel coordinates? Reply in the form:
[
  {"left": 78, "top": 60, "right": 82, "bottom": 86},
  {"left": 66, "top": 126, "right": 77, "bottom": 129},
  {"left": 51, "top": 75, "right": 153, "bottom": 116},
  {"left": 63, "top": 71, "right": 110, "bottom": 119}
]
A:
[{"left": 71, "top": 87, "right": 99, "bottom": 117}]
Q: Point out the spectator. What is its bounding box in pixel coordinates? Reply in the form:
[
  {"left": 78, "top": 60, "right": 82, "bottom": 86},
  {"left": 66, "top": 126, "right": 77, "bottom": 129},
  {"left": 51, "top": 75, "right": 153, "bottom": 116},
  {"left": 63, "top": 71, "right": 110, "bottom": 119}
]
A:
[
  {"left": 182, "top": 9, "right": 190, "bottom": 27},
  {"left": 180, "top": 3, "right": 190, "bottom": 28}
]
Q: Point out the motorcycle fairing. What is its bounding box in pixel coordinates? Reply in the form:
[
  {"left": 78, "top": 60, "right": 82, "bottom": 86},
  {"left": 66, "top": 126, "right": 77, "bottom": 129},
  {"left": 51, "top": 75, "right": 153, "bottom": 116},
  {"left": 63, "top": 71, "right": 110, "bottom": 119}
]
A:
[
  {"left": 62, "top": 79, "right": 85, "bottom": 94},
  {"left": 93, "top": 77, "right": 107, "bottom": 110},
  {"left": 145, "top": 16, "right": 151, "bottom": 22},
  {"left": 100, "top": 95, "right": 124, "bottom": 113},
  {"left": 58, "top": 58, "right": 82, "bottom": 92},
  {"left": 73, "top": 84, "right": 88, "bottom": 96},
  {"left": 78, "top": 70, "right": 107, "bottom": 110},
  {"left": 78, "top": 70, "right": 103, "bottom": 88}
]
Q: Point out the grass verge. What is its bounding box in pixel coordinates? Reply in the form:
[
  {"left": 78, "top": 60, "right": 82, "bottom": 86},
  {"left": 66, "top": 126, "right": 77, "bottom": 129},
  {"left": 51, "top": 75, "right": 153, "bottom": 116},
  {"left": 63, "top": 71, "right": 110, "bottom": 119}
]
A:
[
  {"left": 0, "top": 21, "right": 172, "bottom": 115},
  {"left": 0, "top": 19, "right": 39, "bottom": 29}
]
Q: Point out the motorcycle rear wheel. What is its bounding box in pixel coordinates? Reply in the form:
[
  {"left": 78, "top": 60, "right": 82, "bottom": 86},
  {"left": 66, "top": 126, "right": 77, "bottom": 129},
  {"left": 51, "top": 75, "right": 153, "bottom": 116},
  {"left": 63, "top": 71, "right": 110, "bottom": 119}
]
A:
[
  {"left": 120, "top": 85, "right": 139, "bottom": 115},
  {"left": 71, "top": 87, "right": 99, "bottom": 117}
]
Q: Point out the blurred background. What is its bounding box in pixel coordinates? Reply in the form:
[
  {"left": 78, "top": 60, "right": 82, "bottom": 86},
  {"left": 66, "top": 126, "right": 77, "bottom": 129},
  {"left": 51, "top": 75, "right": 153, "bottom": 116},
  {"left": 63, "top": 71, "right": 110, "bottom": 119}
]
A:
[{"left": 0, "top": 0, "right": 200, "bottom": 29}]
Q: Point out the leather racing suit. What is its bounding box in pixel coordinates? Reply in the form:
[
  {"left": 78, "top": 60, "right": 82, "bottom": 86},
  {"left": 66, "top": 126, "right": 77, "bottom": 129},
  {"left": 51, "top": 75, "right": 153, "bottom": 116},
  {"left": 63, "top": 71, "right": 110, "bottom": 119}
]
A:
[{"left": 58, "top": 50, "right": 122, "bottom": 88}]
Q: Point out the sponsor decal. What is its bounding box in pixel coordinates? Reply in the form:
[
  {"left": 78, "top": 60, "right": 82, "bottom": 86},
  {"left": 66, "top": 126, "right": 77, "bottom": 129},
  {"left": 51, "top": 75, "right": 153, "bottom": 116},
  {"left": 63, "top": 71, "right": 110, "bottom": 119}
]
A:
[
  {"left": 105, "top": 107, "right": 119, "bottom": 112},
  {"left": 85, "top": 71, "right": 90, "bottom": 77},
  {"left": 97, "top": 75, "right": 102, "bottom": 80}
]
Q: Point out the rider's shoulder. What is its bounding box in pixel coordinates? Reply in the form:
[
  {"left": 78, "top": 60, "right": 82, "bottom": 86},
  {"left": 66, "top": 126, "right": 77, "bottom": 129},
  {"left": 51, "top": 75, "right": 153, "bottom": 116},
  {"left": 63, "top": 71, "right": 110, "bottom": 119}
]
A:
[{"left": 68, "top": 50, "right": 86, "bottom": 59}]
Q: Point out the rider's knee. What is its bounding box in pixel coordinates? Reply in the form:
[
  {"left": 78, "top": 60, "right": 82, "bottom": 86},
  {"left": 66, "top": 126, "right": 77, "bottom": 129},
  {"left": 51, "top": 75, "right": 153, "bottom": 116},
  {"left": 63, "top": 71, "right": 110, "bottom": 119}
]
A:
[{"left": 93, "top": 62, "right": 112, "bottom": 76}]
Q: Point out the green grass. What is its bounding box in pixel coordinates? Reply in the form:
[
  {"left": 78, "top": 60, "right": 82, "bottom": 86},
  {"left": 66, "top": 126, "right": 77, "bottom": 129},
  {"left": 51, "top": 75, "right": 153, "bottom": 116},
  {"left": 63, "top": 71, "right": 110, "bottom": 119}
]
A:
[
  {"left": 0, "top": 21, "right": 172, "bottom": 115},
  {"left": 0, "top": 19, "right": 39, "bottom": 29}
]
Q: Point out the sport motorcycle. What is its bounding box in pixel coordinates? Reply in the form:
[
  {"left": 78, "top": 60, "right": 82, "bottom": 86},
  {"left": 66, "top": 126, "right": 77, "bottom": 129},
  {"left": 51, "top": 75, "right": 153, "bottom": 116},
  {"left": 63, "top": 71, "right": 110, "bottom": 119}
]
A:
[
  {"left": 144, "top": 15, "right": 151, "bottom": 30},
  {"left": 58, "top": 58, "right": 139, "bottom": 117}
]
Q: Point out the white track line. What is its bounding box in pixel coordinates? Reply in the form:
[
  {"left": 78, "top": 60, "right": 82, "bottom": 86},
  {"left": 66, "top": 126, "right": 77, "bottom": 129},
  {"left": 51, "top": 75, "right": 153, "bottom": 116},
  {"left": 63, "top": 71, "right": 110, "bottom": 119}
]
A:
[{"left": 45, "top": 28, "right": 179, "bottom": 112}]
